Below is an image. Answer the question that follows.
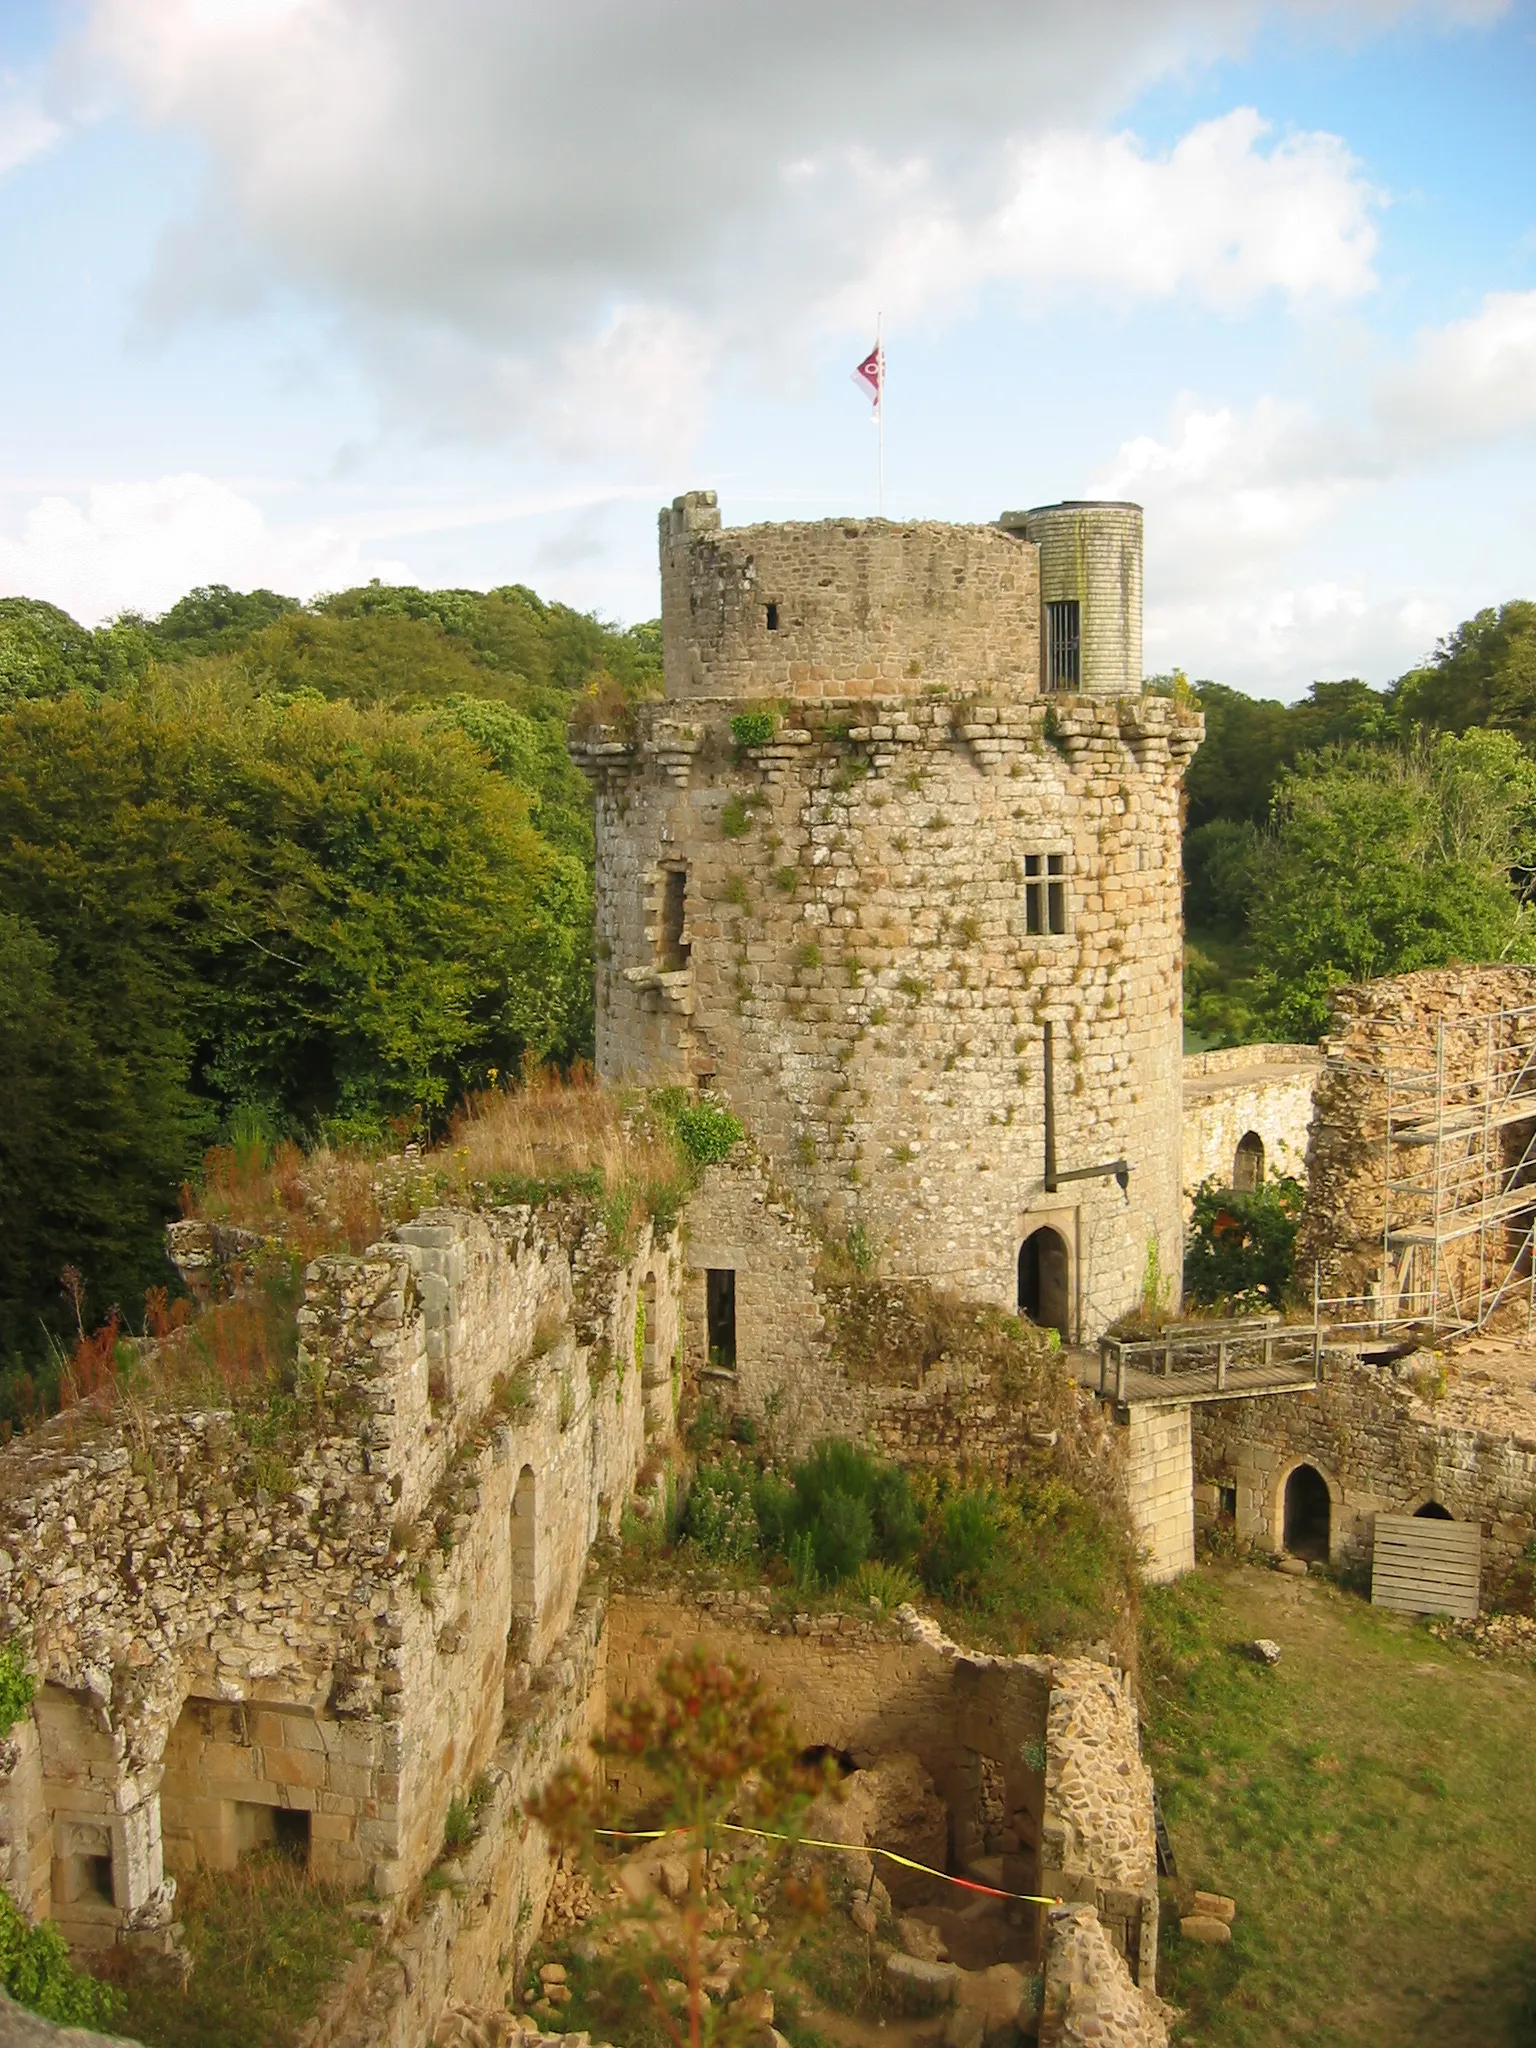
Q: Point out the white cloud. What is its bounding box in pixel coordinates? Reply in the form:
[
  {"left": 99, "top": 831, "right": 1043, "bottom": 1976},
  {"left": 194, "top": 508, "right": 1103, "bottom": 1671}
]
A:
[
  {"left": 72, "top": 0, "right": 1431, "bottom": 447},
  {"left": 0, "top": 94, "right": 63, "bottom": 177},
  {"left": 1381, "top": 289, "right": 1536, "bottom": 448},
  {"left": 826, "top": 110, "right": 1380, "bottom": 330},
  {"left": 0, "top": 475, "right": 404, "bottom": 624}
]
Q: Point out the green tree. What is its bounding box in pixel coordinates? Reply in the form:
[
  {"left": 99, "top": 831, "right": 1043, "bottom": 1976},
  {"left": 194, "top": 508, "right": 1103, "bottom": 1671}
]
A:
[
  {"left": 1184, "top": 1176, "right": 1305, "bottom": 1310},
  {"left": 1249, "top": 731, "right": 1536, "bottom": 1037},
  {"left": 1394, "top": 601, "right": 1536, "bottom": 743}
]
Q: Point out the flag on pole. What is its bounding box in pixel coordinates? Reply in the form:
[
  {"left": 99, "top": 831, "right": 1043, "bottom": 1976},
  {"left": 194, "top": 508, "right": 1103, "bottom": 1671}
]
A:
[{"left": 852, "top": 337, "right": 884, "bottom": 412}]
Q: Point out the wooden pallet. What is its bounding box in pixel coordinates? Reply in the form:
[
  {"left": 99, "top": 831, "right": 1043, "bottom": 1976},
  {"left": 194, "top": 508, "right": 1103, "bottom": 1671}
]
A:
[{"left": 1370, "top": 1513, "right": 1480, "bottom": 1619}]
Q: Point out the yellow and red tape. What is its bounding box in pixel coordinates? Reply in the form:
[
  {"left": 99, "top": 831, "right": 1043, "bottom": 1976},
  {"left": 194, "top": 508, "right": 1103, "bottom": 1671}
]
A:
[{"left": 594, "top": 1822, "right": 1062, "bottom": 1907}]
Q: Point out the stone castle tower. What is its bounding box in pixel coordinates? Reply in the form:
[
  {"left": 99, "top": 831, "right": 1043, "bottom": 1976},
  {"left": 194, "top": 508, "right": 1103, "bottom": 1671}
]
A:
[{"left": 578, "top": 492, "right": 1200, "bottom": 1341}]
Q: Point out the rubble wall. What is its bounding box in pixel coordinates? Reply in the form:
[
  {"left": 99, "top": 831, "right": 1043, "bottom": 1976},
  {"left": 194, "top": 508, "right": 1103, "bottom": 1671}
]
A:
[{"left": 0, "top": 1202, "right": 678, "bottom": 1964}]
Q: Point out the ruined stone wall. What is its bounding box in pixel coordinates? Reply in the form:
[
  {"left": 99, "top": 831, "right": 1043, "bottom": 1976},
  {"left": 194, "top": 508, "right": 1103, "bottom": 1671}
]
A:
[
  {"left": 585, "top": 699, "right": 1195, "bottom": 1340},
  {"left": 1181, "top": 1045, "right": 1321, "bottom": 1214},
  {"left": 605, "top": 1592, "right": 1157, "bottom": 1986},
  {"left": 0, "top": 1203, "right": 679, "bottom": 1962},
  {"left": 1300, "top": 967, "right": 1536, "bottom": 1306},
  {"left": 1039, "top": 1903, "right": 1170, "bottom": 2048},
  {"left": 1192, "top": 1362, "right": 1536, "bottom": 1579}
]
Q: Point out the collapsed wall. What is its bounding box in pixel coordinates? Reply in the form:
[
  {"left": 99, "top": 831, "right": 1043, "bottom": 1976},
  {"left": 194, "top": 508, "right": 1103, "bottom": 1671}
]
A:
[
  {"left": 607, "top": 1590, "right": 1160, "bottom": 1990},
  {"left": 0, "top": 1200, "right": 678, "bottom": 2005}
]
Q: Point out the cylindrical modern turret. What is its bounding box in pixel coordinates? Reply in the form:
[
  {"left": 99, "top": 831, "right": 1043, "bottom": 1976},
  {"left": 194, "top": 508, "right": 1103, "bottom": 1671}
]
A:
[{"left": 1000, "top": 501, "right": 1143, "bottom": 697}]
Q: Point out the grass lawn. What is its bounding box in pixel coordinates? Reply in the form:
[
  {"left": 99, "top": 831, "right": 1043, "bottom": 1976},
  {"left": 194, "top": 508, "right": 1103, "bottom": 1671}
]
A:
[{"left": 1143, "top": 1562, "right": 1536, "bottom": 2047}]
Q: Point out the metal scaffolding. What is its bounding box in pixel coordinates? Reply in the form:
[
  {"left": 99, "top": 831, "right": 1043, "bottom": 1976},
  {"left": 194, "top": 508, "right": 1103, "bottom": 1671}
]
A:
[{"left": 1323, "top": 1003, "right": 1536, "bottom": 1340}]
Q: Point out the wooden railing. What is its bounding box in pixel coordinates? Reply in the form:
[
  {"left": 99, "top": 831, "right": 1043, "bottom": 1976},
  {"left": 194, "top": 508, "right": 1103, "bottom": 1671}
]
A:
[{"left": 1097, "top": 1313, "right": 1323, "bottom": 1404}]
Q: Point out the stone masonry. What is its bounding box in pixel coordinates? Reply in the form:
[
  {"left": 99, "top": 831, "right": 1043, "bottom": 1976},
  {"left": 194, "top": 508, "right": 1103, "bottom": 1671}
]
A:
[
  {"left": 578, "top": 492, "right": 1202, "bottom": 1347},
  {"left": 0, "top": 1200, "right": 679, "bottom": 1970},
  {"left": 1181, "top": 1043, "right": 1321, "bottom": 1215}
]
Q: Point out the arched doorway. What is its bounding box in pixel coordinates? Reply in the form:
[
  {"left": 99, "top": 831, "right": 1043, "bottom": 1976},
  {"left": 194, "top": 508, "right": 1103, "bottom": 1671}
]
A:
[
  {"left": 1018, "top": 1227, "right": 1070, "bottom": 1340},
  {"left": 511, "top": 1465, "right": 537, "bottom": 1627},
  {"left": 1414, "top": 1499, "right": 1453, "bottom": 1520},
  {"left": 1233, "top": 1131, "right": 1265, "bottom": 1192},
  {"left": 1282, "top": 1464, "right": 1331, "bottom": 1560}
]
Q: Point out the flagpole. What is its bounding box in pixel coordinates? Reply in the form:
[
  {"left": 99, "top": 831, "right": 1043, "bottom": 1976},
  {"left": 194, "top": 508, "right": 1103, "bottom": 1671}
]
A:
[{"left": 876, "top": 311, "right": 884, "bottom": 518}]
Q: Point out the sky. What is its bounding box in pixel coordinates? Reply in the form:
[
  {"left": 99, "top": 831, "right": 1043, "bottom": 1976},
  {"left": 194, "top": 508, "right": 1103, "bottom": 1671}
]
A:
[{"left": 2, "top": 1, "right": 1535, "bottom": 698}]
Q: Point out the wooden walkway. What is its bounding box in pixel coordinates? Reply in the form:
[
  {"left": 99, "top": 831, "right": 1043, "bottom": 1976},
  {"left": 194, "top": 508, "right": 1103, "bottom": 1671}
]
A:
[{"left": 1075, "top": 1316, "right": 1325, "bottom": 1409}]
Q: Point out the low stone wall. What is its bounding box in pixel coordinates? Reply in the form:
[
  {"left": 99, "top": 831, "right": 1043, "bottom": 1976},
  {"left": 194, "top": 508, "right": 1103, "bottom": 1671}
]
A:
[
  {"left": 1193, "top": 1359, "right": 1536, "bottom": 1583},
  {"left": 1039, "top": 1904, "right": 1169, "bottom": 2048},
  {"left": 1181, "top": 1044, "right": 1320, "bottom": 1213},
  {"left": 605, "top": 1590, "right": 1158, "bottom": 1987}
]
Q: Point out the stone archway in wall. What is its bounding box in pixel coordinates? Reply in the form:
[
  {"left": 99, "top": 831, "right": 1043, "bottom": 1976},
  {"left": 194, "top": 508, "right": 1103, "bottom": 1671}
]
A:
[
  {"left": 1233, "top": 1131, "right": 1265, "bottom": 1191},
  {"left": 1280, "top": 1462, "right": 1333, "bottom": 1561},
  {"left": 1018, "top": 1226, "right": 1071, "bottom": 1340}
]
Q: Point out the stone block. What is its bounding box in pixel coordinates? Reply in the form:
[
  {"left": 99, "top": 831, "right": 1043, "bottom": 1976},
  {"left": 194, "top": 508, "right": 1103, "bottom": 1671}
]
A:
[
  {"left": 885, "top": 1954, "right": 959, "bottom": 2012},
  {"left": 1179, "top": 1914, "right": 1231, "bottom": 1945}
]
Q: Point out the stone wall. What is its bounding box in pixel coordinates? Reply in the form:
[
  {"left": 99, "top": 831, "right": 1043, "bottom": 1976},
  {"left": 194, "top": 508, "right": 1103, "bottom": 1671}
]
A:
[
  {"left": 1039, "top": 1904, "right": 1170, "bottom": 2048},
  {"left": 0, "top": 1201, "right": 679, "bottom": 1967},
  {"left": 605, "top": 1591, "right": 1158, "bottom": 1987},
  {"left": 657, "top": 493, "right": 1044, "bottom": 705},
  {"left": 1181, "top": 1045, "right": 1321, "bottom": 1213},
  {"left": 583, "top": 546, "right": 1197, "bottom": 1341},
  {"left": 1192, "top": 1360, "right": 1536, "bottom": 1582},
  {"left": 1123, "top": 1406, "right": 1194, "bottom": 1584}
]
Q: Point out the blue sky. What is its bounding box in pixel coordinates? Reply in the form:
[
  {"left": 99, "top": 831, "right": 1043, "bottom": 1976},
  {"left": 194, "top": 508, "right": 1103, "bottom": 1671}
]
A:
[{"left": 2, "top": 0, "right": 1534, "bottom": 697}]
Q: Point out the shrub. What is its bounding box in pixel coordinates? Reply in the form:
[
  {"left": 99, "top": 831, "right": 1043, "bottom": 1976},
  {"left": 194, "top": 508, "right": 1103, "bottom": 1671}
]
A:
[
  {"left": 672, "top": 1101, "right": 744, "bottom": 1166},
  {"left": 0, "top": 1890, "right": 119, "bottom": 2027},
  {"left": 922, "top": 1488, "right": 1002, "bottom": 1600},
  {"left": 684, "top": 1462, "right": 760, "bottom": 1565},
  {"left": 731, "top": 710, "right": 777, "bottom": 748},
  {"left": 755, "top": 1439, "right": 922, "bottom": 1589},
  {"left": 0, "top": 1640, "right": 34, "bottom": 1738},
  {"left": 1184, "top": 1175, "right": 1304, "bottom": 1310},
  {"left": 721, "top": 795, "right": 753, "bottom": 838},
  {"left": 852, "top": 1560, "right": 922, "bottom": 1608}
]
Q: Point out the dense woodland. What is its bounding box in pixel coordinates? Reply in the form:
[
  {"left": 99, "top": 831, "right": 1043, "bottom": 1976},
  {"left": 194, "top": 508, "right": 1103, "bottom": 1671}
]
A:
[{"left": 2, "top": 577, "right": 1535, "bottom": 1392}]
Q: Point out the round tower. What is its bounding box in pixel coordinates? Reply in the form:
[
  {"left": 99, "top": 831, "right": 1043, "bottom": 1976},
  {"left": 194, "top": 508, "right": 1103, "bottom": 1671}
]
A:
[{"left": 578, "top": 493, "right": 1198, "bottom": 1345}]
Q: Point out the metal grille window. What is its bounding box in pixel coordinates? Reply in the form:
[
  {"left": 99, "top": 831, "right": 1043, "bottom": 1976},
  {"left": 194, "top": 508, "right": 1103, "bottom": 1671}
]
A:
[
  {"left": 1025, "top": 853, "right": 1068, "bottom": 936},
  {"left": 1046, "top": 599, "right": 1081, "bottom": 691}
]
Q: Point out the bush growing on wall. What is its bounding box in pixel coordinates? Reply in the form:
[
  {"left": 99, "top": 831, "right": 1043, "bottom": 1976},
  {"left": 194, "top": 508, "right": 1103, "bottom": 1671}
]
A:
[
  {"left": 682, "top": 1460, "right": 760, "bottom": 1565},
  {"left": 1184, "top": 1175, "right": 1305, "bottom": 1311}
]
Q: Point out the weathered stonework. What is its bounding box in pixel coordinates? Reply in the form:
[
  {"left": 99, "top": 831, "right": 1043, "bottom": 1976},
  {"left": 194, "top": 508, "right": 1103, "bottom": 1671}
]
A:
[
  {"left": 1181, "top": 1044, "right": 1321, "bottom": 1213},
  {"left": 580, "top": 492, "right": 1200, "bottom": 1349},
  {"left": 1039, "top": 1903, "right": 1170, "bottom": 2048},
  {"left": 1123, "top": 1406, "right": 1195, "bottom": 1584},
  {"left": 1192, "top": 1358, "right": 1536, "bottom": 1582},
  {"left": 607, "top": 1591, "right": 1159, "bottom": 1987},
  {"left": 0, "top": 1202, "right": 679, "bottom": 1969}
]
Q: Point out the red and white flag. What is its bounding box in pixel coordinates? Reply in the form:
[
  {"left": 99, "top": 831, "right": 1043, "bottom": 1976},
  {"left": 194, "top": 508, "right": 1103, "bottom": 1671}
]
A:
[{"left": 852, "top": 337, "right": 884, "bottom": 412}]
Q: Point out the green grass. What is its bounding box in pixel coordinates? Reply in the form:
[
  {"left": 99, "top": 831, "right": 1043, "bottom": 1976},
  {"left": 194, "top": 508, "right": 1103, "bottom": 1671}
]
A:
[
  {"left": 110, "top": 1851, "right": 367, "bottom": 2048},
  {"left": 1143, "top": 1564, "right": 1536, "bottom": 2046}
]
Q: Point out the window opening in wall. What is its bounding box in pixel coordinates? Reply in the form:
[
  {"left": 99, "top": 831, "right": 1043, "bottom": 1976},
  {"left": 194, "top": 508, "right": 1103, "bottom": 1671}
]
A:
[
  {"left": 85, "top": 1854, "right": 114, "bottom": 1902},
  {"left": 765, "top": 602, "right": 779, "bottom": 631},
  {"left": 1218, "top": 1484, "right": 1238, "bottom": 1522},
  {"left": 1233, "top": 1131, "right": 1265, "bottom": 1192},
  {"left": 1282, "top": 1463, "right": 1330, "bottom": 1561},
  {"left": 1018, "top": 1227, "right": 1070, "bottom": 1339},
  {"left": 273, "top": 1809, "right": 311, "bottom": 1866},
  {"left": 1046, "top": 599, "right": 1081, "bottom": 691},
  {"left": 1415, "top": 1499, "right": 1453, "bottom": 1520},
  {"left": 659, "top": 868, "right": 689, "bottom": 972},
  {"left": 1024, "top": 854, "right": 1068, "bottom": 937},
  {"left": 511, "top": 1464, "right": 537, "bottom": 1624},
  {"left": 706, "top": 1269, "right": 737, "bottom": 1370}
]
